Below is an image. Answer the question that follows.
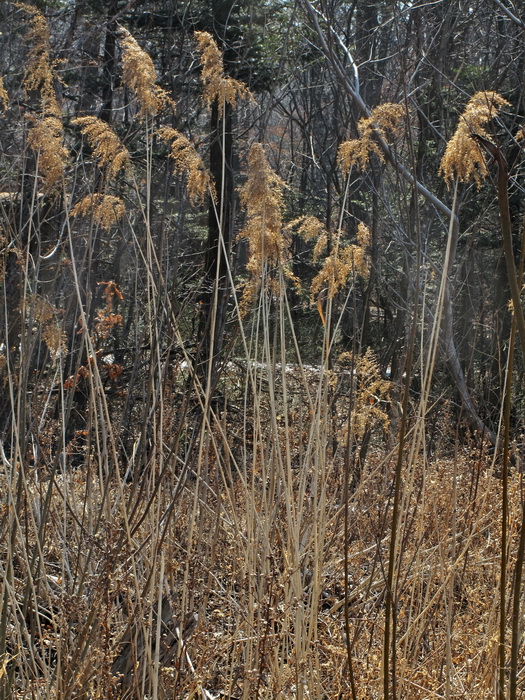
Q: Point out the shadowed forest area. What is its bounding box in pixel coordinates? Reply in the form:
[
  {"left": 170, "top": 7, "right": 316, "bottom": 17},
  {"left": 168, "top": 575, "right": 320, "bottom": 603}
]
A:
[{"left": 2, "top": 0, "right": 525, "bottom": 697}]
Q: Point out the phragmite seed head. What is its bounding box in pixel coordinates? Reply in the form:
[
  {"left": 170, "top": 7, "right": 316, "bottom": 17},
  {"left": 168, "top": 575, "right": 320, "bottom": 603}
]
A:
[
  {"left": 71, "top": 194, "right": 125, "bottom": 230},
  {"left": 0, "top": 77, "right": 8, "bottom": 111},
  {"left": 16, "top": 2, "right": 60, "bottom": 115},
  {"left": 336, "top": 348, "right": 391, "bottom": 440},
  {"left": 16, "top": 4, "right": 65, "bottom": 190},
  {"left": 27, "top": 116, "right": 67, "bottom": 191},
  {"left": 116, "top": 26, "right": 172, "bottom": 118},
  {"left": 31, "top": 294, "right": 66, "bottom": 362},
  {"left": 157, "top": 127, "right": 212, "bottom": 203},
  {"left": 286, "top": 216, "right": 328, "bottom": 262},
  {"left": 194, "top": 31, "right": 251, "bottom": 116},
  {"left": 338, "top": 139, "right": 370, "bottom": 172},
  {"left": 42, "top": 321, "right": 67, "bottom": 362},
  {"left": 338, "top": 103, "right": 404, "bottom": 173},
  {"left": 310, "top": 223, "right": 370, "bottom": 300},
  {"left": 238, "top": 143, "right": 296, "bottom": 308},
  {"left": 238, "top": 143, "right": 285, "bottom": 262},
  {"left": 356, "top": 221, "right": 371, "bottom": 249},
  {"left": 33, "top": 295, "right": 56, "bottom": 324},
  {"left": 72, "top": 117, "right": 130, "bottom": 180},
  {"left": 440, "top": 91, "right": 510, "bottom": 186},
  {"left": 359, "top": 104, "right": 404, "bottom": 139}
]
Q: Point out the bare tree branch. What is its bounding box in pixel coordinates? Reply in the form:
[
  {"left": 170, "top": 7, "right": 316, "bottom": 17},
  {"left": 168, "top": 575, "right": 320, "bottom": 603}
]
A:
[
  {"left": 298, "top": 0, "right": 458, "bottom": 230},
  {"left": 493, "top": 0, "right": 525, "bottom": 30},
  {"left": 298, "top": 0, "right": 497, "bottom": 444}
]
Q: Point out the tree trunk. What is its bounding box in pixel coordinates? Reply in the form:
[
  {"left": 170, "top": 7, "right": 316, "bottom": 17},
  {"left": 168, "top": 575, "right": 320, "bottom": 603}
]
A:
[
  {"left": 195, "top": 0, "right": 237, "bottom": 389},
  {"left": 99, "top": 0, "right": 119, "bottom": 124}
]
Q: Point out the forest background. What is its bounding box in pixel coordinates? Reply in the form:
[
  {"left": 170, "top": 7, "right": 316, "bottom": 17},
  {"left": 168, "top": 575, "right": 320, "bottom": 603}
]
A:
[{"left": 1, "top": 0, "right": 525, "bottom": 698}]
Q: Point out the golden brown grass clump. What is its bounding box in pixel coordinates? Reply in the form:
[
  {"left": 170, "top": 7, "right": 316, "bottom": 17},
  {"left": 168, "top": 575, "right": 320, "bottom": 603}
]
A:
[
  {"left": 72, "top": 117, "right": 130, "bottom": 180},
  {"left": 338, "top": 103, "right": 404, "bottom": 172},
  {"left": 41, "top": 322, "right": 67, "bottom": 361},
  {"left": 71, "top": 193, "right": 125, "bottom": 230},
  {"left": 16, "top": 2, "right": 60, "bottom": 115},
  {"left": 33, "top": 295, "right": 67, "bottom": 361},
  {"left": 116, "top": 26, "right": 172, "bottom": 118},
  {"left": 337, "top": 348, "right": 391, "bottom": 440},
  {"left": 0, "top": 77, "right": 8, "bottom": 111},
  {"left": 157, "top": 127, "right": 211, "bottom": 203},
  {"left": 440, "top": 91, "right": 509, "bottom": 185},
  {"left": 238, "top": 143, "right": 295, "bottom": 306},
  {"left": 194, "top": 31, "right": 251, "bottom": 114},
  {"left": 15, "top": 4, "right": 67, "bottom": 191},
  {"left": 27, "top": 116, "right": 67, "bottom": 192},
  {"left": 310, "top": 222, "right": 371, "bottom": 300},
  {"left": 287, "top": 215, "right": 328, "bottom": 262}
]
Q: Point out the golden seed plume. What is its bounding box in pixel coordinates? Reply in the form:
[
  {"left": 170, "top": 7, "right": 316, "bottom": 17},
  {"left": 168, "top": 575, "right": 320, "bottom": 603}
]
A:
[
  {"left": 336, "top": 348, "right": 391, "bottom": 440},
  {"left": 439, "top": 91, "right": 509, "bottom": 186},
  {"left": 27, "top": 116, "right": 67, "bottom": 191},
  {"left": 238, "top": 143, "right": 295, "bottom": 307},
  {"left": 71, "top": 194, "right": 125, "bottom": 230},
  {"left": 15, "top": 3, "right": 60, "bottom": 115},
  {"left": 42, "top": 322, "right": 67, "bottom": 361},
  {"left": 16, "top": 5, "right": 66, "bottom": 190},
  {"left": 72, "top": 117, "right": 130, "bottom": 180},
  {"left": 0, "top": 353, "right": 6, "bottom": 385},
  {"left": 32, "top": 295, "right": 66, "bottom": 361},
  {"left": 116, "top": 26, "right": 172, "bottom": 118},
  {"left": 33, "top": 295, "right": 55, "bottom": 324},
  {"left": 157, "top": 127, "right": 212, "bottom": 203},
  {"left": 194, "top": 31, "right": 251, "bottom": 115},
  {"left": 338, "top": 103, "right": 404, "bottom": 173},
  {"left": 310, "top": 223, "right": 370, "bottom": 300},
  {"left": 356, "top": 221, "right": 371, "bottom": 250},
  {"left": 0, "top": 77, "right": 8, "bottom": 111},
  {"left": 286, "top": 216, "right": 328, "bottom": 262}
]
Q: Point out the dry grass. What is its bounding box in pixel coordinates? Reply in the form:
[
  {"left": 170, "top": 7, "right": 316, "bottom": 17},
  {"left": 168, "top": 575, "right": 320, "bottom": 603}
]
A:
[
  {"left": 1, "top": 15, "right": 523, "bottom": 700},
  {"left": 0, "top": 377, "right": 518, "bottom": 698}
]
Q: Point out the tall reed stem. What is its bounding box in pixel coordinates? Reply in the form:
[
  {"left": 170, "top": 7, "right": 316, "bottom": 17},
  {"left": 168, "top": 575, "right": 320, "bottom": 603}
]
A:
[{"left": 480, "top": 139, "right": 525, "bottom": 700}]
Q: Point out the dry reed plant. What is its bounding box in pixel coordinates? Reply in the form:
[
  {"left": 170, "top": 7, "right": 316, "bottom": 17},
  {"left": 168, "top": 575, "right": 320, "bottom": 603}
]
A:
[
  {"left": 286, "top": 215, "right": 327, "bottom": 262},
  {"left": 238, "top": 143, "right": 296, "bottom": 307},
  {"left": 440, "top": 91, "right": 509, "bottom": 185},
  {"left": 336, "top": 348, "right": 390, "bottom": 441},
  {"left": 157, "top": 127, "right": 211, "bottom": 203},
  {"left": 71, "top": 193, "right": 125, "bottom": 230},
  {"left": 194, "top": 31, "right": 252, "bottom": 114},
  {"left": 15, "top": 5, "right": 66, "bottom": 191},
  {"left": 1, "top": 445, "right": 514, "bottom": 699},
  {"left": 3, "top": 6, "right": 523, "bottom": 697},
  {"left": 72, "top": 117, "right": 130, "bottom": 180},
  {"left": 32, "top": 295, "right": 67, "bottom": 362},
  {"left": 116, "top": 25, "right": 172, "bottom": 118},
  {"left": 310, "top": 222, "right": 370, "bottom": 301},
  {"left": 15, "top": 3, "right": 61, "bottom": 116},
  {"left": 26, "top": 116, "right": 67, "bottom": 191},
  {"left": 338, "top": 103, "right": 404, "bottom": 172},
  {"left": 227, "top": 172, "right": 391, "bottom": 698},
  {"left": 439, "top": 90, "right": 524, "bottom": 700},
  {"left": 0, "top": 78, "right": 8, "bottom": 111}
]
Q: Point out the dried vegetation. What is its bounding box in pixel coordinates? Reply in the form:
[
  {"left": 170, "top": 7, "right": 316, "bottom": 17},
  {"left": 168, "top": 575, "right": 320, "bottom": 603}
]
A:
[{"left": 0, "top": 6, "right": 523, "bottom": 700}]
